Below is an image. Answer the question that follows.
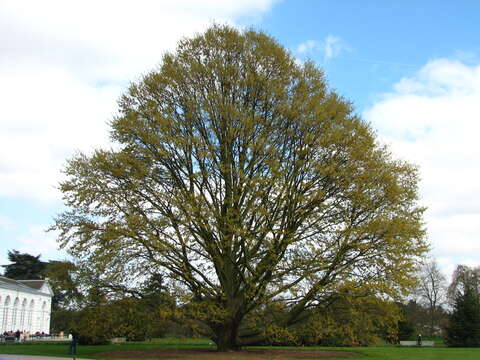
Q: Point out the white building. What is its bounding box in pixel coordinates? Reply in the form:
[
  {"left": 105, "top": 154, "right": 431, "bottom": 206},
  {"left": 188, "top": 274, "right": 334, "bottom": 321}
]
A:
[{"left": 0, "top": 276, "right": 53, "bottom": 334}]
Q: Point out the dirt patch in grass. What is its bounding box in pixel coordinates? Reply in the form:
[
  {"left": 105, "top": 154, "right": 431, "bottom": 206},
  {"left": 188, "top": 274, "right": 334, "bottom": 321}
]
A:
[{"left": 95, "top": 347, "right": 358, "bottom": 359}]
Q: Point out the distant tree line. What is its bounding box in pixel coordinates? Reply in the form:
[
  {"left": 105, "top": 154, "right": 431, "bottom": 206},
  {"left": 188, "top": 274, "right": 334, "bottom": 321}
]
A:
[{"left": 397, "top": 260, "right": 480, "bottom": 347}]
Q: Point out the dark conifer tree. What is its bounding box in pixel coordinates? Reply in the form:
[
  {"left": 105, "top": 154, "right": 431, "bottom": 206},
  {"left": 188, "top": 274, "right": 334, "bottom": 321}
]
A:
[
  {"left": 2, "top": 249, "right": 47, "bottom": 279},
  {"left": 446, "top": 286, "right": 480, "bottom": 347}
]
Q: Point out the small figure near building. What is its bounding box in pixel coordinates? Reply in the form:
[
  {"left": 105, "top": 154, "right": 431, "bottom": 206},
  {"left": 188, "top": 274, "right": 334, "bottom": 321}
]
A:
[
  {"left": 417, "top": 334, "right": 422, "bottom": 346},
  {"left": 68, "top": 329, "right": 79, "bottom": 356}
]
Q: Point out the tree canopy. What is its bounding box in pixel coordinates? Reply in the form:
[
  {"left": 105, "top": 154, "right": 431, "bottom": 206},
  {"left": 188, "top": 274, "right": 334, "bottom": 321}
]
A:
[
  {"left": 2, "top": 249, "right": 47, "bottom": 279},
  {"left": 448, "top": 264, "right": 480, "bottom": 301},
  {"left": 53, "top": 25, "right": 427, "bottom": 351}
]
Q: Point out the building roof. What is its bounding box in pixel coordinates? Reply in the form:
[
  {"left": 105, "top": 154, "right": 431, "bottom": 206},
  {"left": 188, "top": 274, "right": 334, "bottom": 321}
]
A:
[
  {"left": 17, "top": 280, "right": 45, "bottom": 290},
  {"left": 0, "top": 276, "right": 22, "bottom": 286},
  {"left": 0, "top": 276, "right": 52, "bottom": 297}
]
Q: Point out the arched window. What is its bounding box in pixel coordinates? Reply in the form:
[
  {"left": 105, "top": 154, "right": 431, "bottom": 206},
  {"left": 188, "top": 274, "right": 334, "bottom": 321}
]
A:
[
  {"left": 40, "top": 301, "right": 47, "bottom": 333},
  {"left": 12, "top": 297, "right": 20, "bottom": 329},
  {"left": 20, "top": 299, "right": 27, "bottom": 329},
  {"left": 27, "top": 299, "right": 34, "bottom": 332},
  {"left": 2, "top": 296, "right": 11, "bottom": 331}
]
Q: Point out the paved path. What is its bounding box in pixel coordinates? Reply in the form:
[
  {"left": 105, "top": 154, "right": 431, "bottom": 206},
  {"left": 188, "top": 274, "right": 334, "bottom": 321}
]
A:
[{"left": 0, "top": 355, "right": 92, "bottom": 360}]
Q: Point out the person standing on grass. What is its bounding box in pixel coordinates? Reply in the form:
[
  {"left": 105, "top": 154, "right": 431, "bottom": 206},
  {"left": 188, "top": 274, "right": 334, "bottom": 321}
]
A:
[
  {"left": 417, "top": 334, "right": 422, "bottom": 346},
  {"left": 68, "top": 329, "right": 79, "bottom": 356}
]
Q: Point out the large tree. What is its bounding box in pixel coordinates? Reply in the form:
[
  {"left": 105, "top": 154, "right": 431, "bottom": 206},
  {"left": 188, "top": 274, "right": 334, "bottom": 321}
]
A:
[
  {"left": 446, "top": 288, "right": 480, "bottom": 347},
  {"left": 416, "top": 259, "right": 447, "bottom": 336},
  {"left": 53, "top": 25, "right": 427, "bottom": 351}
]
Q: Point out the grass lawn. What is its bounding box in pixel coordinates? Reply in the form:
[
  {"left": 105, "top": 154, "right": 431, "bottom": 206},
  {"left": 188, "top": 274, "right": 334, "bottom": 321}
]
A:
[{"left": 1, "top": 338, "right": 480, "bottom": 360}]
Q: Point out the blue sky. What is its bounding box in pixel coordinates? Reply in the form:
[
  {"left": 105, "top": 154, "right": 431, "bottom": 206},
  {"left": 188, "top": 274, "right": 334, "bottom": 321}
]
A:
[
  {"left": 1, "top": 0, "right": 480, "bottom": 280},
  {"left": 261, "top": 0, "right": 479, "bottom": 110}
]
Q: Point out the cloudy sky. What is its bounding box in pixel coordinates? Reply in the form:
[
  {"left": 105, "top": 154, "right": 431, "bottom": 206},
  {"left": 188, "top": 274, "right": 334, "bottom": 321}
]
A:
[{"left": 1, "top": 0, "right": 479, "bottom": 280}]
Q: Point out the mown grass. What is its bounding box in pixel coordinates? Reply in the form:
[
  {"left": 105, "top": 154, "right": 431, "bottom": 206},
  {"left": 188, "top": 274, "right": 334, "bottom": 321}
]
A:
[
  {"left": 1, "top": 338, "right": 480, "bottom": 360},
  {"left": 145, "top": 337, "right": 212, "bottom": 345}
]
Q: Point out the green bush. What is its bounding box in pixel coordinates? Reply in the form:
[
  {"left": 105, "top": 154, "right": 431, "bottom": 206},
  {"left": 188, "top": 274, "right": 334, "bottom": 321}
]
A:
[
  {"left": 249, "top": 295, "right": 401, "bottom": 346},
  {"left": 76, "top": 297, "right": 168, "bottom": 344}
]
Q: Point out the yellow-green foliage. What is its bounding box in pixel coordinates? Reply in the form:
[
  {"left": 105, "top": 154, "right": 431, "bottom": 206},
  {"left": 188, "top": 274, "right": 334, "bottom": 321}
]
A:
[
  {"left": 53, "top": 24, "right": 428, "bottom": 350},
  {"left": 263, "top": 324, "right": 300, "bottom": 346},
  {"left": 260, "top": 296, "right": 401, "bottom": 346},
  {"left": 76, "top": 298, "right": 166, "bottom": 344},
  {"left": 304, "top": 296, "right": 401, "bottom": 346}
]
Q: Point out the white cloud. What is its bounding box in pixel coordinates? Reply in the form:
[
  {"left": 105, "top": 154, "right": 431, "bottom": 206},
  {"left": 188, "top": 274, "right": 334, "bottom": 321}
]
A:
[
  {"left": 0, "top": 216, "right": 66, "bottom": 265},
  {"left": 0, "top": 225, "right": 65, "bottom": 268},
  {"left": 296, "top": 40, "right": 319, "bottom": 54},
  {"left": 364, "top": 58, "right": 480, "bottom": 277},
  {"left": 323, "top": 35, "right": 346, "bottom": 60},
  {"left": 295, "top": 35, "right": 349, "bottom": 61},
  {"left": 0, "top": 65, "right": 118, "bottom": 200},
  {"left": 17, "top": 225, "right": 64, "bottom": 260},
  {"left": 0, "top": 0, "right": 277, "bottom": 202}
]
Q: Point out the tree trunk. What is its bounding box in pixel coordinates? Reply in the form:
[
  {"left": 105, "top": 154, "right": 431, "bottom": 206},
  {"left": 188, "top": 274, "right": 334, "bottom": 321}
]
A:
[
  {"left": 429, "top": 307, "right": 435, "bottom": 337},
  {"left": 214, "top": 320, "right": 242, "bottom": 351}
]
